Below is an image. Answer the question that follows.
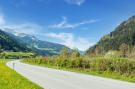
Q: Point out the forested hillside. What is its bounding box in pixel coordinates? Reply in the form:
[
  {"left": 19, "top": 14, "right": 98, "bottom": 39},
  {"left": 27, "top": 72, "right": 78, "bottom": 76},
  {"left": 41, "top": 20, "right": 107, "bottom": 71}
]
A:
[
  {"left": 87, "top": 15, "right": 135, "bottom": 56},
  {"left": 3, "top": 29, "right": 69, "bottom": 55},
  {"left": 0, "top": 29, "right": 29, "bottom": 52}
]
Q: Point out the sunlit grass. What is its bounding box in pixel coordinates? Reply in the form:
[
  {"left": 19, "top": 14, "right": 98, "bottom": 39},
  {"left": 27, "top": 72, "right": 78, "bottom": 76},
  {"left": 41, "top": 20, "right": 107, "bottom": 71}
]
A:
[{"left": 0, "top": 59, "right": 43, "bottom": 89}]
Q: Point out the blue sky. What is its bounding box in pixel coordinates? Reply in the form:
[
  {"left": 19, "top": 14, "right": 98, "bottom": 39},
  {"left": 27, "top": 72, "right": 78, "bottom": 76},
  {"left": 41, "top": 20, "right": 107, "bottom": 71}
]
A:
[{"left": 0, "top": 0, "right": 135, "bottom": 51}]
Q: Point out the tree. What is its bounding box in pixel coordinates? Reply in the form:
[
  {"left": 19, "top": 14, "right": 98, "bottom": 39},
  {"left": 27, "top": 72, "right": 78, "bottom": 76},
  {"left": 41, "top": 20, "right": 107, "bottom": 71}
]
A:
[
  {"left": 119, "top": 43, "right": 129, "bottom": 57},
  {"left": 129, "top": 46, "right": 135, "bottom": 58},
  {"left": 60, "top": 48, "right": 69, "bottom": 58},
  {"left": 95, "top": 45, "right": 103, "bottom": 56},
  {"left": 71, "top": 49, "right": 80, "bottom": 58}
]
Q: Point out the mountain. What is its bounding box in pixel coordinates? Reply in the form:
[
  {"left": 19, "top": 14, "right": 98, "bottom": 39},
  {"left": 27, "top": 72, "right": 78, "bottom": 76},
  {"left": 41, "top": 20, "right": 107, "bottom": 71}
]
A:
[
  {"left": 0, "top": 29, "right": 29, "bottom": 52},
  {"left": 3, "top": 28, "right": 69, "bottom": 55},
  {"left": 18, "top": 35, "right": 69, "bottom": 55},
  {"left": 87, "top": 15, "right": 135, "bottom": 54}
]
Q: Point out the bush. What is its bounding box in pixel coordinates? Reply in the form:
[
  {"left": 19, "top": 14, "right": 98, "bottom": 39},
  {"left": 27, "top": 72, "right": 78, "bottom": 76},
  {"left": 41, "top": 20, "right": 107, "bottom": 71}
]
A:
[{"left": 23, "top": 50, "right": 135, "bottom": 78}]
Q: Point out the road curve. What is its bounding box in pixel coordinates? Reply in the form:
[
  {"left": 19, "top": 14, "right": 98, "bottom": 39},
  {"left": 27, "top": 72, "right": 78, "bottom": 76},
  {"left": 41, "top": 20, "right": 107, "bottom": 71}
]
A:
[{"left": 7, "top": 60, "right": 135, "bottom": 89}]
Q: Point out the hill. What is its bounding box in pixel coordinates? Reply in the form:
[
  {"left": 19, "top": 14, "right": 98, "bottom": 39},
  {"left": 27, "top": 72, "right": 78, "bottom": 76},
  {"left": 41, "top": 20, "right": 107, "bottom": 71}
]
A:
[
  {"left": 3, "top": 28, "right": 69, "bottom": 55},
  {"left": 87, "top": 15, "right": 135, "bottom": 55},
  {"left": 0, "top": 29, "right": 29, "bottom": 52}
]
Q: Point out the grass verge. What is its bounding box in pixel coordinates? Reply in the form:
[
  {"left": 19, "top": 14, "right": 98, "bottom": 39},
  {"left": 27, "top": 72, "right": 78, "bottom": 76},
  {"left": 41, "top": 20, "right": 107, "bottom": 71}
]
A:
[{"left": 0, "top": 59, "right": 43, "bottom": 89}]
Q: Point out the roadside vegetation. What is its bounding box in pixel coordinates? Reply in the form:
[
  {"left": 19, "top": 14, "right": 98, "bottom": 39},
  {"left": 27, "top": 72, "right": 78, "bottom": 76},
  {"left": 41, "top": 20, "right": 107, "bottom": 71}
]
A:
[
  {"left": 0, "top": 59, "right": 43, "bottom": 89},
  {"left": 23, "top": 47, "right": 135, "bottom": 82},
  {"left": 0, "top": 52, "right": 35, "bottom": 59}
]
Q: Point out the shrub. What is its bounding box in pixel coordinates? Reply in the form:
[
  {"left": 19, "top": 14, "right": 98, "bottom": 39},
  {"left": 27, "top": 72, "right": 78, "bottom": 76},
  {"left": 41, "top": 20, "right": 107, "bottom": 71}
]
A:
[{"left": 23, "top": 50, "right": 135, "bottom": 78}]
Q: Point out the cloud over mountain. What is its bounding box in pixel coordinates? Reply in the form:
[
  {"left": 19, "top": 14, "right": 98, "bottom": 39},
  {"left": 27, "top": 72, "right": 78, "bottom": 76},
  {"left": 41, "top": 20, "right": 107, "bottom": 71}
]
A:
[{"left": 46, "top": 32, "right": 93, "bottom": 51}]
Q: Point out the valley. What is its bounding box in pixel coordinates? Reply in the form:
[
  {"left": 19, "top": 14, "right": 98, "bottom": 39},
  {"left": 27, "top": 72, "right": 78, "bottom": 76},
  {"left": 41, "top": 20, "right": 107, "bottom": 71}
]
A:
[{"left": 0, "top": 1, "right": 135, "bottom": 89}]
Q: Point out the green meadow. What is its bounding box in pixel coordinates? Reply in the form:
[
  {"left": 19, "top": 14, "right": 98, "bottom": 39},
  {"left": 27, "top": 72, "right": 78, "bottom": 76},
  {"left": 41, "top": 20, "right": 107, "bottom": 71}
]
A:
[{"left": 0, "top": 59, "right": 43, "bottom": 89}]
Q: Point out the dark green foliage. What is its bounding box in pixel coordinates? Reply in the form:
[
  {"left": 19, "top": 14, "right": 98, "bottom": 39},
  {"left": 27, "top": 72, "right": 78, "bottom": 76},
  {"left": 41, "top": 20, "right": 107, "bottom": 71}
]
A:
[
  {"left": 87, "top": 15, "right": 135, "bottom": 55},
  {"left": 0, "top": 29, "right": 30, "bottom": 52}
]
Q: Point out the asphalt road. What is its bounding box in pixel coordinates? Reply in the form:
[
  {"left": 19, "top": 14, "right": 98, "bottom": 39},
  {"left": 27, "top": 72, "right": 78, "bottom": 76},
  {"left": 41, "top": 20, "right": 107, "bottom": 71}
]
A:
[{"left": 7, "top": 60, "right": 135, "bottom": 89}]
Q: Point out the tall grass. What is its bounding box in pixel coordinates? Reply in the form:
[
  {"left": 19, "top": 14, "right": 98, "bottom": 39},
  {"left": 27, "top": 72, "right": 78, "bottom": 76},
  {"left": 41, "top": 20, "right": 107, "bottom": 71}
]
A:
[
  {"left": 0, "top": 59, "right": 43, "bottom": 89},
  {"left": 22, "top": 48, "right": 135, "bottom": 82},
  {"left": 23, "top": 57, "right": 135, "bottom": 76},
  {"left": 23, "top": 56, "right": 135, "bottom": 82}
]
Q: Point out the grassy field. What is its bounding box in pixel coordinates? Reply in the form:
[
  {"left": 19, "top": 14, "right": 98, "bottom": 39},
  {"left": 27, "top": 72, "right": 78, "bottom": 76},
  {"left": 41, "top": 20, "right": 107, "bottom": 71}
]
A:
[
  {"left": 0, "top": 59, "right": 43, "bottom": 89},
  {"left": 0, "top": 52, "right": 34, "bottom": 56}
]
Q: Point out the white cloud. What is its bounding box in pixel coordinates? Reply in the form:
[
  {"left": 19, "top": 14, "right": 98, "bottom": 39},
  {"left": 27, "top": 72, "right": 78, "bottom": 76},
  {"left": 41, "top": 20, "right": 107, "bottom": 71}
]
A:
[
  {"left": 65, "top": 0, "right": 85, "bottom": 6},
  {"left": 49, "top": 16, "right": 97, "bottom": 29},
  {"left": 46, "top": 32, "right": 93, "bottom": 51},
  {"left": 2, "top": 23, "right": 42, "bottom": 35},
  {"left": 0, "top": 14, "right": 5, "bottom": 26},
  {"left": 0, "top": 12, "right": 42, "bottom": 35},
  {"left": 0, "top": 12, "right": 93, "bottom": 51}
]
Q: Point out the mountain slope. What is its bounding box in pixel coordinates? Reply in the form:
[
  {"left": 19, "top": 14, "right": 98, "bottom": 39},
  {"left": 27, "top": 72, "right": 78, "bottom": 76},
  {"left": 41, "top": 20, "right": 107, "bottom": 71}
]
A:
[
  {"left": 0, "top": 29, "right": 29, "bottom": 52},
  {"left": 19, "top": 35, "right": 69, "bottom": 55},
  {"left": 3, "top": 29, "right": 69, "bottom": 55},
  {"left": 87, "top": 15, "right": 135, "bottom": 54}
]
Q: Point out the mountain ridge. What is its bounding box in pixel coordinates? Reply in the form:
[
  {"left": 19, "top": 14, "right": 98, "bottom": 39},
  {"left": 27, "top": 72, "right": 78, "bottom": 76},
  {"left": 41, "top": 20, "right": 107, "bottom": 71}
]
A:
[
  {"left": 2, "top": 28, "right": 70, "bottom": 55},
  {"left": 0, "top": 29, "right": 30, "bottom": 52},
  {"left": 86, "top": 15, "right": 135, "bottom": 55}
]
